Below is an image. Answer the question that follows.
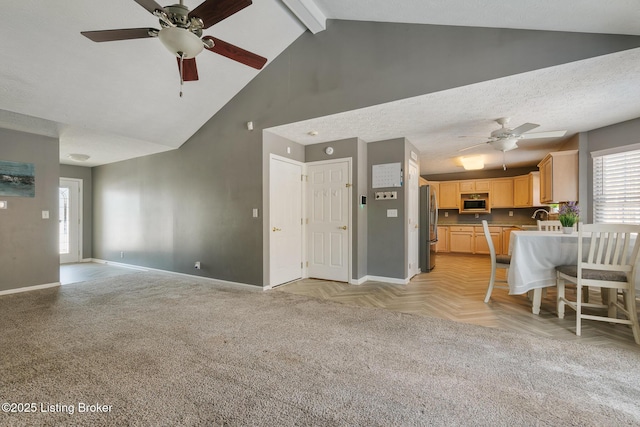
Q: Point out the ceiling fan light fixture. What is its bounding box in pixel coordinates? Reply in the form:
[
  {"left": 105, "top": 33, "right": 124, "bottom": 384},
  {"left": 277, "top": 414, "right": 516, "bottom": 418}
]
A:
[
  {"left": 460, "top": 155, "right": 484, "bottom": 170},
  {"left": 158, "top": 27, "right": 204, "bottom": 58},
  {"left": 490, "top": 137, "right": 519, "bottom": 152}
]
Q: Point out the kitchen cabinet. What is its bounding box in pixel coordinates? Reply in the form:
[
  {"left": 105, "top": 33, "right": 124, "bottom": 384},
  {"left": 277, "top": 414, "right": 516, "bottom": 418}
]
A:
[
  {"left": 459, "top": 180, "right": 490, "bottom": 193},
  {"left": 449, "top": 226, "right": 474, "bottom": 253},
  {"left": 439, "top": 181, "right": 459, "bottom": 209},
  {"left": 514, "top": 171, "right": 543, "bottom": 207},
  {"left": 436, "top": 226, "right": 449, "bottom": 253},
  {"left": 490, "top": 178, "right": 514, "bottom": 208},
  {"left": 502, "top": 227, "right": 519, "bottom": 255},
  {"left": 538, "top": 150, "right": 578, "bottom": 203},
  {"left": 474, "top": 226, "right": 502, "bottom": 254}
]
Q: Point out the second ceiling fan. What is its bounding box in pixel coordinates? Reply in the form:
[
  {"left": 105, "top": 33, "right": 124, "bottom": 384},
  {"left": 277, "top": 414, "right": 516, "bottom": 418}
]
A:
[{"left": 81, "top": 0, "right": 267, "bottom": 94}]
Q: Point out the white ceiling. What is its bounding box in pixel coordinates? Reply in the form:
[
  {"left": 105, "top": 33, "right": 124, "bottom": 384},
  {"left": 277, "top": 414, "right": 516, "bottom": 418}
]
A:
[{"left": 2, "top": 1, "right": 640, "bottom": 173}]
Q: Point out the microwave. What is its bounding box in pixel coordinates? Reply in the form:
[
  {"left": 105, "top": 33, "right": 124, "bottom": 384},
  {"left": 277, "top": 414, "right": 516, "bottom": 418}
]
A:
[{"left": 462, "top": 198, "right": 488, "bottom": 212}]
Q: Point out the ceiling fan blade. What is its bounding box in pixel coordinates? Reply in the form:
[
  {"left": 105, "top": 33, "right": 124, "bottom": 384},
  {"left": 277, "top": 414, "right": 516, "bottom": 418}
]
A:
[
  {"left": 81, "top": 28, "right": 158, "bottom": 42},
  {"left": 133, "top": 0, "right": 166, "bottom": 14},
  {"left": 177, "top": 57, "right": 199, "bottom": 81},
  {"left": 203, "top": 36, "right": 267, "bottom": 69},
  {"left": 458, "top": 142, "right": 488, "bottom": 152},
  {"left": 510, "top": 122, "right": 539, "bottom": 135},
  {"left": 520, "top": 130, "right": 568, "bottom": 139},
  {"left": 190, "top": 0, "right": 252, "bottom": 29}
]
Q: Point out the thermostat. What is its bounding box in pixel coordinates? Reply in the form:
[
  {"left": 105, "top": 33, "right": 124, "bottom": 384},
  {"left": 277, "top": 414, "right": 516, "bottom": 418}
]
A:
[{"left": 360, "top": 195, "right": 367, "bottom": 205}]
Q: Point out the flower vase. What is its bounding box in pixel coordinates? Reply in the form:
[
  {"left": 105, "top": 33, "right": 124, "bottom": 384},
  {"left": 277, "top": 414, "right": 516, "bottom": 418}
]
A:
[{"left": 562, "top": 226, "right": 574, "bottom": 234}]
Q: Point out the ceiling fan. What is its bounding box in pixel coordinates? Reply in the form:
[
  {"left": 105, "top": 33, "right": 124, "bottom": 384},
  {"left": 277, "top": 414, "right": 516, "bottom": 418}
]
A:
[
  {"left": 459, "top": 117, "right": 567, "bottom": 153},
  {"left": 81, "top": 0, "right": 267, "bottom": 95}
]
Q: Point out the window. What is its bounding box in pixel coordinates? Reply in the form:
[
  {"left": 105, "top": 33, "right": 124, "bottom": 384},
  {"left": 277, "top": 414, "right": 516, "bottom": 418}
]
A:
[{"left": 593, "top": 146, "right": 640, "bottom": 224}]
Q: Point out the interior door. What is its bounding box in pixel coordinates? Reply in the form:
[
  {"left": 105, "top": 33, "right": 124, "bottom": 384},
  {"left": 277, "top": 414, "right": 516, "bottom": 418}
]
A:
[
  {"left": 408, "top": 161, "right": 419, "bottom": 277},
  {"left": 307, "top": 160, "right": 350, "bottom": 282},
  {"left": 269, "top": 157, "right": 303, "bottom": 286},
  {"left": 59, "top": 178, "right": 81, "bottom": 264}
]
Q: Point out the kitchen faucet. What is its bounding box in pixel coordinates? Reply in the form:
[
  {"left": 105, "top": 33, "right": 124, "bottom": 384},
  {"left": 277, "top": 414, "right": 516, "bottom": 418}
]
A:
[{"left": 531, "top": 208, "right": 550, "bottom": 219}]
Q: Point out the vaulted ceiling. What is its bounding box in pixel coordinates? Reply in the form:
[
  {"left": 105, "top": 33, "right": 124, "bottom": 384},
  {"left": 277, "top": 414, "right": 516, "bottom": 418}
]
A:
[{"left": 2, "top": 1, "right": 640, "bottom": 173}]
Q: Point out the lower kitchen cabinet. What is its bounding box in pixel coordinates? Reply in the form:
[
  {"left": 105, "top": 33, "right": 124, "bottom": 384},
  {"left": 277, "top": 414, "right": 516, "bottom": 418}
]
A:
[
  {"left": 449, "top": 226, "right": 474, "bottom": 253},
  {"left": 436, "top": 226, "right": 449, "bottom": 253},
  {"left": 474, "top": 226, "right": 502, "bottom": 254},
  {"left": 446, "top": 225, "right": 505, "bottom": 254}
]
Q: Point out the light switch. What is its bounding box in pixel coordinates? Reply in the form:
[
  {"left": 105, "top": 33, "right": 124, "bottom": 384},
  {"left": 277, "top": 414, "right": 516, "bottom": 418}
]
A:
[
  {"left": 253, "top": 208, "right": 259, "bottom": 218},
  {"left": 387, "top": 209, "right": 398, "bottom": 217},
  {"left": 0, "top": 200, "right": 6, "bottom": 209},
  {"left": 42, "top": 210, "right": 49, "bottom": 219}
]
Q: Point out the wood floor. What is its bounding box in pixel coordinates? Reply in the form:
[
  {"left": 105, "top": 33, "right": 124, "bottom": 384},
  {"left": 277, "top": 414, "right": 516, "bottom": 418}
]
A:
[{"left": 277, "top": 253, "right": 640, "bottom": 352}]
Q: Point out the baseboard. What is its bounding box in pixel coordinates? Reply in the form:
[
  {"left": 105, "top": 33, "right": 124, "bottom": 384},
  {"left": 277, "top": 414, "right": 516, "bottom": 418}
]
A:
[
  {"left": 365, "top": 275, "right": 410, "bottom": 285},
  {"left": 350, "top": 276, "right": 369, "bottom": 285},
  {"left": 0, "top": 281, "right": 60, "bottom": 296},
  {"left": 91, "top": 259, "right": 261, "bottom": 291}
]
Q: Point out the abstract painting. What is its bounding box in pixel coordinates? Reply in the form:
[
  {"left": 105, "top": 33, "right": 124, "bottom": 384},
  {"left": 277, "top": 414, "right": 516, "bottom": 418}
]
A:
[{"left": 0, "top": 160, "right": 35, "bottom": 197}]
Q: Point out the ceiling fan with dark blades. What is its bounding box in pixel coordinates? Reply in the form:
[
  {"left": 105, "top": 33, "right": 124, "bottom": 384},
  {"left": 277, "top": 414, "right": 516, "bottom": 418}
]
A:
[
  {"left": 459, "top": 117, "right": 567, "bottom": 153},
  {"left": 81, "top": 0, "right": 267, "bottom": 94}
]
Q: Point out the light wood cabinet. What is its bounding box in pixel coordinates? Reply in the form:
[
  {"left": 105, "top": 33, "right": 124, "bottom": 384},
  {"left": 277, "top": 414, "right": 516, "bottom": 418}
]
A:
[
  {"left": 490, "top": 178, "right": 514, "bottom": 208},
  {"left": 538, "top": 150, "right": 578, "bottom": 203},
  {"left": 513, "top": 172, "right": 543, "bottom": 207},
  {"left": 436, "top": 226, "right": 449, "bottom": 253},
  {"left": 439, "top": 181, "right": 459, "bottom": 209},
  {"left": 474, "top": 226, "right": 502, "bottom": 254},
  {"left": 502, "top": 227, "right": 519, "bottom": 255},
  {"left": 449, "top": 226, "right": 474, "bottom": 253},
  {"left": 459, "top": 180, "right": 490, "bottom": 193}
]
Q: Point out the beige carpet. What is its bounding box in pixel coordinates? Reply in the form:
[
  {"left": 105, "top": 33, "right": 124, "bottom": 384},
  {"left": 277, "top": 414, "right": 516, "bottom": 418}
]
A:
[{"left": 1, "top": 272, "right": 639, "bottom": 426}]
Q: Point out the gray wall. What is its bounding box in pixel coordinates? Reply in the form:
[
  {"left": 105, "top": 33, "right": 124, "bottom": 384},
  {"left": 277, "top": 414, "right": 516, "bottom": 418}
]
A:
[
  {"left": 91, "top": 20, "right": 640, "bottom": 286},
  {"left": 60, "top": 164, "right": 92, "bottom": 259},
  {"left": 367, "top": 138, "right": 406, "bottom": 279},
  {"left": 0, "top": 128, "right": 59, "bottom": 292}
]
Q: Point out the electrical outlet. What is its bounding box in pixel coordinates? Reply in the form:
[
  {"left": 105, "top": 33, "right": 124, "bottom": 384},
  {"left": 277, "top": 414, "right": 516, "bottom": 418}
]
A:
[
  {"left": 475, "top": 213, "right": 479, "bottom": 219},
  {"left": 509, "top": 211, "right": 514, "bottom": 217},
  {"left": 120, "top": 251, "right": 124, "bottom": 258},
  {"left": 444, "top": 212, "right": 449, "bottom": 217}
]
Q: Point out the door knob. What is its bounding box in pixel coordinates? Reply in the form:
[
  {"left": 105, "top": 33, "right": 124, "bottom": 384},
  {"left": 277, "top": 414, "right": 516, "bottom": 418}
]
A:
[
  {"left": 272, "top": 227, "right": 281, "bottom": 232},
  {"left": 339, "top": 225, "right": 347, "bottom": 230}
]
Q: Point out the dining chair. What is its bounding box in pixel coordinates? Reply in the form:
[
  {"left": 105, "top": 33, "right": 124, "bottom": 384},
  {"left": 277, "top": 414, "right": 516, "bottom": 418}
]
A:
[
  {"left": 537, "top": 220, "right": 563, "bottom": 231},
  {"left": 482, "top": 220, "right": 511, "bottom": 303},
  {"left": 556, "top": 223, "right": 640, "bottom": 344}
]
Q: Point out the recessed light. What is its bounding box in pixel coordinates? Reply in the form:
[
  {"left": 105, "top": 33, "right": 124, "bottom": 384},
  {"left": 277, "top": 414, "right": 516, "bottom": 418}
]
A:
[
  {"left": 308, "top": 130, "right": 318, "bottom": 136},
  {"left": 68, "top": 153, "right": 90, "bottom": 162}
]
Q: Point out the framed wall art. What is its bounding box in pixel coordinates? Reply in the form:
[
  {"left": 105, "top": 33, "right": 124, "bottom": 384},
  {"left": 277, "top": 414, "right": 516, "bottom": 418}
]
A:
[{"left": 0, "top": 160, "right": 35, "bottom": 197}]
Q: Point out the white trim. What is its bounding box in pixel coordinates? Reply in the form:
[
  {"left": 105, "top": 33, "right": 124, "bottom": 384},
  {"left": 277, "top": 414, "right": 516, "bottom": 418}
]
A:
[
  {"left": 281, "top": 0, "right": 327, "bottom": 34},
  {"left": 590, "top": 142, "right": 640, "bottom": 158},
  {"left": 91, "top": 259, "right": 262, "bottom": 291},
  {"left": 350, "top": 276, "right": 369, "bottom": 285},
  {"left": 0, "top": 282, "right": 60, "bottom": 296},
  {"left": 362, "top": 275, "right": 410, "bottom": 285},
  {"left": 60, "top": 177, "right": 83, "bottom": 264}
]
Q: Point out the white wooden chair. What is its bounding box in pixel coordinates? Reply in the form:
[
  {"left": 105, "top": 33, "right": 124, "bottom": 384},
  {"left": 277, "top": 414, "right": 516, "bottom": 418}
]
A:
[
  {"left": 556, "top": 223, "right": 640, "bottom": 344},
  {"left": 537, "top": 220, "right": 563, "bottom": 231},
  {"left": 482, "top": 220, "right": 511, "bottom": 303}
]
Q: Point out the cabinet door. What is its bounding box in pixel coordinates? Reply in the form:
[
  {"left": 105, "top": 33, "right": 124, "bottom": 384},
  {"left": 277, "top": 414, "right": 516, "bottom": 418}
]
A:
[
  {"left": 435, "top": 226, "right": 449, "bottom": 253},
  {"left": 513, "top": 175, "right": 530, "bottom": 207},
  {"left": 449, "top": 226, "right": 473, "bottom": 253},
  {"left": 539, "top": 157, "right": 553, "bottom": 203},
  {"left": 491, "top": 178, "right": 514, "bottom": 208},
  {"left": 475, "top": 180, "right": 490, "bottom": 192},
  {"left": 439, "top": 182, "right": 459, "bottom": 209},
  {"left": 474, "top": 226, "right": 502, "bottom": 254},
  {"left": 459, "top": 181, "right": 474, "bottom": 192},
  {"left": 502, "top": 227, "right": 519, "bottom": 255}
]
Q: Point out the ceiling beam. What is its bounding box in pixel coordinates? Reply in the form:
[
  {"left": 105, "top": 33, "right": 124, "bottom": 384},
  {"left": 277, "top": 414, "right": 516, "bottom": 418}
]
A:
[{"left": 281, "top": 0, "right": 326, "bottom": 34}]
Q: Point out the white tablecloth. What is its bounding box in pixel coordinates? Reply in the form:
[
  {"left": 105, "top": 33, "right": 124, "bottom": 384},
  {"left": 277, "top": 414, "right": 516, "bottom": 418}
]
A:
[{"left": 508, "top": 230, "right": 582, "bottom": 295}]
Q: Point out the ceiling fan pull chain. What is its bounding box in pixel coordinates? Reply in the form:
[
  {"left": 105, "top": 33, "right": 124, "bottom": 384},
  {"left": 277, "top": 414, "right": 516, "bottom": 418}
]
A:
[
  {"left": 179, "top": 53, "right": 184, "bottom": 98},
  {"left": 502, "top": 151, "right": 507, "bottom": 170}
]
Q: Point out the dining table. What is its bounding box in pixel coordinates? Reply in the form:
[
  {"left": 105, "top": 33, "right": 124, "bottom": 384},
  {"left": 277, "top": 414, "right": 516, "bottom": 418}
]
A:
[{"left": 507, "top": 230, "right": 582, "bottom": 315}]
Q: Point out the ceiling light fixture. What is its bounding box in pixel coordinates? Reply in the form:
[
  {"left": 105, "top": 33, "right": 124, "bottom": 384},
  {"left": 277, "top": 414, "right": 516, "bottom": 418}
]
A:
[
  {"left": 308, "top": 131, "right": 318, "bottom": 136},
  {"left": 460, "top": 155, "right": 484, "bottom": 170},
  {"left": 68, "top": 154, "right": 90, "bottom": 162},
  {"left": 490, "top": 137, "right": 519, "bottom": 152}
]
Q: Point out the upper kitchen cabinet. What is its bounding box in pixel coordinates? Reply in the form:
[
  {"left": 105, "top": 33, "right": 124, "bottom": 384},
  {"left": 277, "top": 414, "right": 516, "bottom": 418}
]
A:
[
  {"left": 513, "top": 171, "right": 543, "bottom": 207},
  {"left": 538, "top": 150, "right": 578, "bottom": 203},
  {"left": 490, "top": 178, "right": 514, "bottom": 208},
  {"left": 459, "top": 180, "right": 490, "bottom": 193},
  {"left": 439, "top": 181, "right": 459, "bottom": 209}
]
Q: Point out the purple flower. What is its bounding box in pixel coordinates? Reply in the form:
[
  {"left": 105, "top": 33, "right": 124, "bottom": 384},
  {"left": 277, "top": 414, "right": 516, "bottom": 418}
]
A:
[{"left": 558, "top": 201, "right": 579, "bottom": 226}]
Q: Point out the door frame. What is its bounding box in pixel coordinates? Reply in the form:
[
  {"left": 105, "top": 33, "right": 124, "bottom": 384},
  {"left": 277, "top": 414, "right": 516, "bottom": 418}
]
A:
[
  {"left": 59, "top": 177, "right": 83, "bottom": 264},
  {"left": 408, "top": 160, "right": 419, "bottom": 277},
  {"left": 305, "top": 157, "right": 352, "bottom": 284}
]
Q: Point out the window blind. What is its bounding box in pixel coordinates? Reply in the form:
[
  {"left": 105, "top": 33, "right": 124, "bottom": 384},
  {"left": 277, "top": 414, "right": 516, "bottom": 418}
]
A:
[{"left": 593, "top": 148, "right": 640, "bottom": 224}]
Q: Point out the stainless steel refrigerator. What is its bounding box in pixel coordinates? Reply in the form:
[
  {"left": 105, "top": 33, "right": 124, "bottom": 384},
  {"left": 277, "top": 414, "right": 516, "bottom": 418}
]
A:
[{"left": 419, "top": 185, "right": 438, "bottom": 272}]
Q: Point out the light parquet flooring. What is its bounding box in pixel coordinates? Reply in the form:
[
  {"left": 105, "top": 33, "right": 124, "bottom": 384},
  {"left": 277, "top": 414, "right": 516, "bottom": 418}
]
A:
[{"left": 277, "top": 253, "right": 640, "bottom": 351}]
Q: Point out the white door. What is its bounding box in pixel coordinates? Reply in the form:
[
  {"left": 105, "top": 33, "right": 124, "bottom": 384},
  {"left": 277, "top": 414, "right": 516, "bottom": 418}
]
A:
[
  {"left": 59, "top": 178, "right": 82, "bottom": 264},
  {"left": 270, "top": 157, "right": 303, "bottom": 286},
  {"left": 408, "top": 161, "right": 419, "bottom": 277},
  {"left": 307, "top": 160, "right": 350, "bottom": 282}
]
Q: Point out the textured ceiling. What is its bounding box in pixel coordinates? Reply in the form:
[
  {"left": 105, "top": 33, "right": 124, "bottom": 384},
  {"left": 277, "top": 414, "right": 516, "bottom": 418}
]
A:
[{"left": 2, "top": 1, "right": 640, "bottom": 172}]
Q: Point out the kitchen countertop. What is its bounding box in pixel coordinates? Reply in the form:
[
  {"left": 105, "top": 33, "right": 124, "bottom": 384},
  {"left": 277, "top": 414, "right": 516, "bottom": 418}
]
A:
[{"left": 438, "top": 223, "right": 538, "bottom": 229}]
